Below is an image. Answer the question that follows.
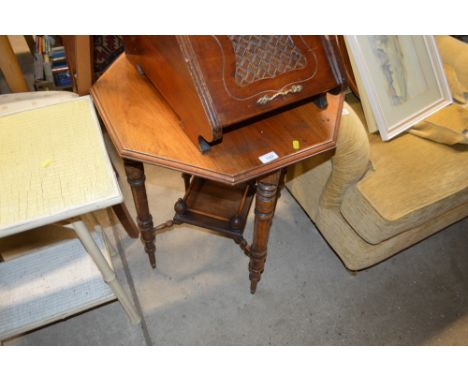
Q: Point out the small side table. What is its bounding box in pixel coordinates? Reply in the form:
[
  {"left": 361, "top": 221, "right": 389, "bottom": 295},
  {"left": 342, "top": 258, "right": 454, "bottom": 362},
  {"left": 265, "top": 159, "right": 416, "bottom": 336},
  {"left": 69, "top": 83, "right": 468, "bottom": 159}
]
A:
[
  {"left": 91, "top": 54, "right": 343, "bottom": 293},
  {"left": 0, "top": 96, "right": 140, "bottom": 340}
]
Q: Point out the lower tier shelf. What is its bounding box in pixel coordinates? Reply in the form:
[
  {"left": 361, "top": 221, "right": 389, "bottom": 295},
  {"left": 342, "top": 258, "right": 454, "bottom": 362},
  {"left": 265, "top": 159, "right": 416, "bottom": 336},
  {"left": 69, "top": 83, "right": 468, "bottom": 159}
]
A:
[
  {"left": 0, "top": 231, "right": 114, "bottom": 341},
  {"left": 173, "top": 177, "right": 255, "bottom": 240}
]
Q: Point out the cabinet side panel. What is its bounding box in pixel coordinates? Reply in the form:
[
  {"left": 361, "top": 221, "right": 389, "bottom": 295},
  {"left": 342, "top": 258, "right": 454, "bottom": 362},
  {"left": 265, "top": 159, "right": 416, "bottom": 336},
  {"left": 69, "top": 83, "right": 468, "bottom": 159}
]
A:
[{"left": 123, "top": 36, "right": 215, "bottom": 145}]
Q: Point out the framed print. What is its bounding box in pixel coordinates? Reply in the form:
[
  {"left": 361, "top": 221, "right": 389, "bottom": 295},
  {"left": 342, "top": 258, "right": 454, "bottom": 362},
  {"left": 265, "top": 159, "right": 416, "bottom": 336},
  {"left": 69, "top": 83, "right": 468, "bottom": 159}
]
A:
[{"left": 344, "top": 36, "right": 452, "bottom": 141}]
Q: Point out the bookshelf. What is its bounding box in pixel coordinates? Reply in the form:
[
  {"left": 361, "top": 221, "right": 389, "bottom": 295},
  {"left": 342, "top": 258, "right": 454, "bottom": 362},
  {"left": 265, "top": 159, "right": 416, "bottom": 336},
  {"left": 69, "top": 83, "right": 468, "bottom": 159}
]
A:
[{"left": 33, "top": 36, "right": 72, "bottom": 91}]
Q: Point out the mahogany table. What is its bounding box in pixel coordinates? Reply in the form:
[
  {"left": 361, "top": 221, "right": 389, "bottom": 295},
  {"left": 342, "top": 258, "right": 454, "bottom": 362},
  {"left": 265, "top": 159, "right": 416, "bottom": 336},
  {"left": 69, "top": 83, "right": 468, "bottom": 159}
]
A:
[{"left": 91, "top": 54, "right": 343, "bottom": 294}]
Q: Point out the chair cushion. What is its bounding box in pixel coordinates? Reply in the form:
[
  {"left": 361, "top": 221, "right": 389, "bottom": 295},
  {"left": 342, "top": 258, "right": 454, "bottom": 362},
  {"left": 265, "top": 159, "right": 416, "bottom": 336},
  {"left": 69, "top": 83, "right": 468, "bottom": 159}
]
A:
[{"left": 341, "top": 103, "right": 468, "bottom": 244}]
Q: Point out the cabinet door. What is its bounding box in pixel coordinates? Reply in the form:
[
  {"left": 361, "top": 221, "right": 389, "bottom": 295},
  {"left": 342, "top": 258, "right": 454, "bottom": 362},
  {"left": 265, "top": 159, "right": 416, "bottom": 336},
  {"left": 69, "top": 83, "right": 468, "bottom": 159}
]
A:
[{"left": 183, "top": 35, "right": 342, "bottom": 128}]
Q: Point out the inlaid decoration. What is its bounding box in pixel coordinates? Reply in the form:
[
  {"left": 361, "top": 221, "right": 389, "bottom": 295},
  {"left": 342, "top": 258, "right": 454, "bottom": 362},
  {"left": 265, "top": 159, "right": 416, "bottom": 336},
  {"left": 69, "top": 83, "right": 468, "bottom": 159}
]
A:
[{"left": 228, "top": 35, "right": 308, "bottom": 87}]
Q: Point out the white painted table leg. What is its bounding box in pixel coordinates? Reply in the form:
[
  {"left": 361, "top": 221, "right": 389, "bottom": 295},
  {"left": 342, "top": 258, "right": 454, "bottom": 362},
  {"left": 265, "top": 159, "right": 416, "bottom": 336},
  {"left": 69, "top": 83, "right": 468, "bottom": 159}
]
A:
[
  {"left": 71, "top": 220, "right": 141, "bottom": 325},
  {"left": 89, "top": 213, "right": 117, "bottom": 257}
]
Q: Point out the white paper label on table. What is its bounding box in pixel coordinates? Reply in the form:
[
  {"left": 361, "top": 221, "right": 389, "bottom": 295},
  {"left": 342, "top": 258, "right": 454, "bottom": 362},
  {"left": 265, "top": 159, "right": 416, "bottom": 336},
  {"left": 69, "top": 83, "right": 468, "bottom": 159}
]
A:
[{"left": 258, "top": 151, "right": 279, "bottom": 164}]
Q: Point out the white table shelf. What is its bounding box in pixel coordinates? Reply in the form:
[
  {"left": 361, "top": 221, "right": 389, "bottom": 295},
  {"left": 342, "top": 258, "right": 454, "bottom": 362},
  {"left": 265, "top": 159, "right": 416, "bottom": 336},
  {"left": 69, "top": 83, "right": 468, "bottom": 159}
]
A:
[{"left": 0, "top": 231, "right": 115, "bottom": 341}]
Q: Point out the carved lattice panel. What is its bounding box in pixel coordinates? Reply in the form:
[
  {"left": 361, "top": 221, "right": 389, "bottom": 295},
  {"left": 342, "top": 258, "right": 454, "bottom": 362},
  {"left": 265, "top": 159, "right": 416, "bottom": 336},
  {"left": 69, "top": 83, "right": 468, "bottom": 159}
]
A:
[{"left": 228, "top": 35, "right": 308, "bottom": 87}]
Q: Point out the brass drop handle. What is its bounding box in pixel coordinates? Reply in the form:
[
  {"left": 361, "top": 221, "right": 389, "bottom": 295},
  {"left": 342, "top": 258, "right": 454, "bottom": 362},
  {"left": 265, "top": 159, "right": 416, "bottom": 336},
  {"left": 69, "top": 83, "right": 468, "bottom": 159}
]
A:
[{"left": 256, "top": 84, "right": 303, "bottom": 105}]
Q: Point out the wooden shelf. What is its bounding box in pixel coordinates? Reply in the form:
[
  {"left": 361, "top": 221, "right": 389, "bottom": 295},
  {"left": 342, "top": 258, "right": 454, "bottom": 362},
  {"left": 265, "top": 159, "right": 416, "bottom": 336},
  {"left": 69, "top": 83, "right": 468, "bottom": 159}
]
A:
[{"left": 173, "top": 177, "right": 255, "bottom": 240}]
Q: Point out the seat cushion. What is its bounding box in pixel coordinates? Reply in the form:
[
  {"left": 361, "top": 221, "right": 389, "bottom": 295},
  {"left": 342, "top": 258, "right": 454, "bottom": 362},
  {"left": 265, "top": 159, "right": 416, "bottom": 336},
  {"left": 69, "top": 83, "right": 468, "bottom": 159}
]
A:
[{"left": 341, "top": 103, "right": 468, "bottom": 244}]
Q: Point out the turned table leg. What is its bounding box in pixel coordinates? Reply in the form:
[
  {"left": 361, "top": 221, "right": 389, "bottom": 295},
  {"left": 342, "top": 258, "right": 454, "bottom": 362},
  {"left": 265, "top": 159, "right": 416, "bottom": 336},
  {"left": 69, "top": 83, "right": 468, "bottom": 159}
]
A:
[
  {"left": 249, "top": 171, "right": 281, "bottom": 294},
  {"left": 181, "top": 173, "right": 192, "bottom": 191},
  {"left": 124, "top": 159, "right": 157, "bottom": 268}
]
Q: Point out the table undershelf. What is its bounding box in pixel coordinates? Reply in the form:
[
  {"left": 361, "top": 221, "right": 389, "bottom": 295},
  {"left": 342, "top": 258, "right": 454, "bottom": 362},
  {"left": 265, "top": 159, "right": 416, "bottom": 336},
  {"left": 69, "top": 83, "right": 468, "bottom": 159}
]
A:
[
  {"left": 173, "top": 177, "right": 255, "bottom": 240},
  {"left": 0, "top": 231, "right": 115, "bottom": 341}
]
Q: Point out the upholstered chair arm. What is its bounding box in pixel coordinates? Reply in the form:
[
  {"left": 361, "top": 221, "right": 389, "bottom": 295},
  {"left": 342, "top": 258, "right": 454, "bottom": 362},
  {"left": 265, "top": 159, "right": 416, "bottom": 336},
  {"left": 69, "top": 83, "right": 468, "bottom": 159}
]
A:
[
  {"left": 435, "top": 36, "right": 468, "bottom": 102},
  {"left": 319, "top": 104, "right": 370, "bottom": 209}
]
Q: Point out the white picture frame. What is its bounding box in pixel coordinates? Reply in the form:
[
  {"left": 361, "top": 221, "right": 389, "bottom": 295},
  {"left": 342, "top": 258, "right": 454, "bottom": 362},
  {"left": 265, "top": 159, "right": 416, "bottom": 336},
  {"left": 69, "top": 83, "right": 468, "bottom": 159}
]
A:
[{"left": 344, "top": 35, "right": 452, "bottom": 141}]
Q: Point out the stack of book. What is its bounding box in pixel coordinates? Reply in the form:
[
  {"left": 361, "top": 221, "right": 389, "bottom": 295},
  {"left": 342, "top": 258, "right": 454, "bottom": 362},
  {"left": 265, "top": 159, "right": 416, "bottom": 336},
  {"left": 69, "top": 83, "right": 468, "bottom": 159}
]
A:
[
  {"left": 50, "top": 46, "right": 72, "bottom": 87},
  {"left": 34, "top": 36, "right": 72, "bottom": 90}
]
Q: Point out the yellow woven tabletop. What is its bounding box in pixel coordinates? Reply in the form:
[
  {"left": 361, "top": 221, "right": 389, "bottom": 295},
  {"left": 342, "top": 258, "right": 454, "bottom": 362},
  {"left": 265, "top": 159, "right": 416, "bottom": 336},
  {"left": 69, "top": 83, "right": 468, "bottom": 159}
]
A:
[{"left": 0, "top": 96, "right": 121, "bottom": 237}]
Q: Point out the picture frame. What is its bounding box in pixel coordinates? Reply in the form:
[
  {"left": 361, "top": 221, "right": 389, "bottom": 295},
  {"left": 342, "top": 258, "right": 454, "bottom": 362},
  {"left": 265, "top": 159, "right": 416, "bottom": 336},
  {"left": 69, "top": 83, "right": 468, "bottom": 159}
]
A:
[{"left": 344, "top": 36, "right": 452, "bottom": 141}]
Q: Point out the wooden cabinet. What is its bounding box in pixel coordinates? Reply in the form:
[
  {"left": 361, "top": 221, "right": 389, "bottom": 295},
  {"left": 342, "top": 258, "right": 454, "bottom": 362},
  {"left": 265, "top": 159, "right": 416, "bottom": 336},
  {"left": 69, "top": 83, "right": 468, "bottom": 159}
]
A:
[{"left": 123, "top": 35, "right": 344, "bottom": 151}]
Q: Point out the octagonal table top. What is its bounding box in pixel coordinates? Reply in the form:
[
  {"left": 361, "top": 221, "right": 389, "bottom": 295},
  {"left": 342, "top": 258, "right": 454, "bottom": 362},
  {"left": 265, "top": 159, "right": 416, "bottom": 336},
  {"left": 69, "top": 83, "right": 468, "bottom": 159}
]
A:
[{"left": 91, "top": 54, "right": 343, "bottom": 185}]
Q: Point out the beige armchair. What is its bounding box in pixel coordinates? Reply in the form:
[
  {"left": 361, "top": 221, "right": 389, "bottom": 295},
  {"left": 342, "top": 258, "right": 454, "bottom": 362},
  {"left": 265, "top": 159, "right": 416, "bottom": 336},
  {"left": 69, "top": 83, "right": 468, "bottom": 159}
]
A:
[{"left": 286, "top": 36, "right": 468, "bottom": 270}]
